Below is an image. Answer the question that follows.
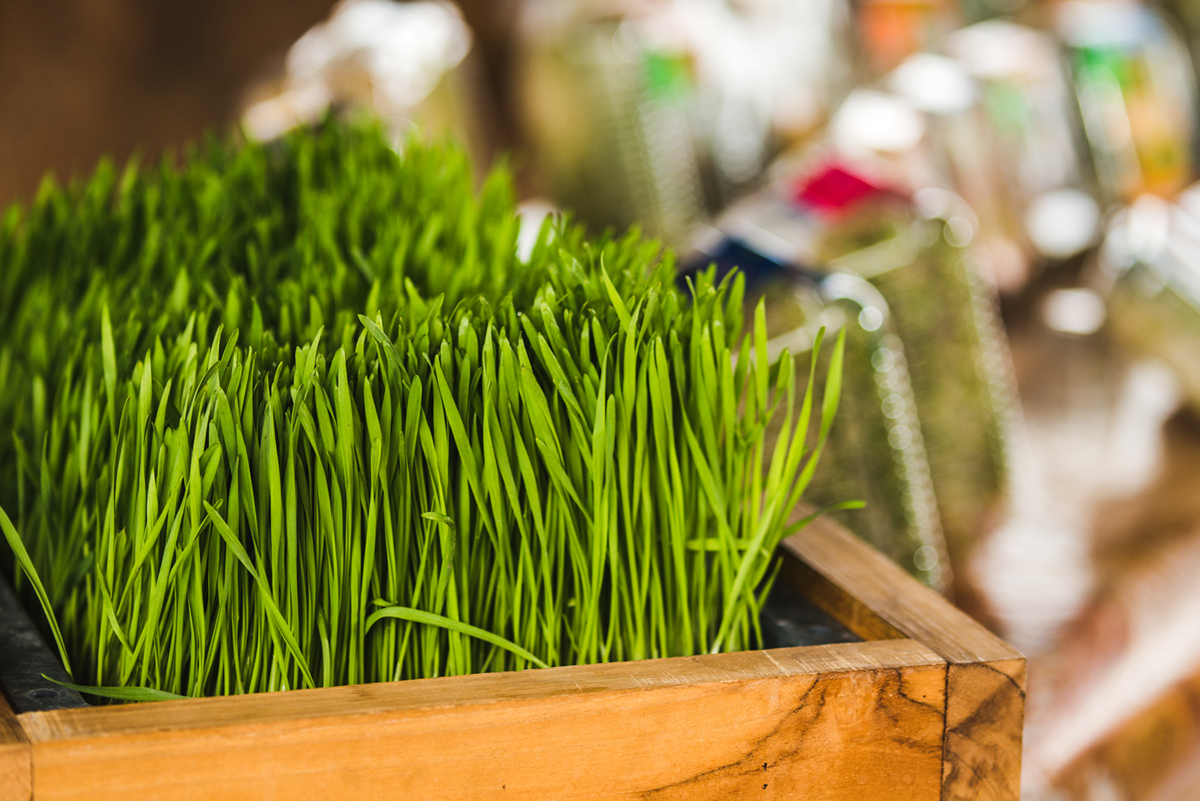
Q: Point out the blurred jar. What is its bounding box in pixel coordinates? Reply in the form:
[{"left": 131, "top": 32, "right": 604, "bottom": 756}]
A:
[
  {"left": 885, "top": 52, "right": 1034, "bottom": 291},
  {"left": 1057, "top": 0, "right": 1197, "bottom": 204},
  {"left": 712, "top": 157, "right": 1019, "bottom": 584},
  {"left": 942, "top": 24, "right": 1102, "bottom": 286},
  {"left": 680, "top": 235, "right": 949, "bottom": 589},
  {"left": 515, "top": 0, "right": 857, "bottom": 244},
  {"left": 1100, "top": 191, "right": 1200, "bottom": 410},
  {"left": 841, "top": 45, "right": 1099, "bottom": 294},
  {"left": 516, "top": 3, "right": 705, "bottom": 246}
]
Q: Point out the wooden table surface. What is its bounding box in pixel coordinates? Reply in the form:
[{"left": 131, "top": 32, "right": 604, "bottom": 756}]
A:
[{"left": 976, "top": 275, "right": 1200, "bottom": 801}]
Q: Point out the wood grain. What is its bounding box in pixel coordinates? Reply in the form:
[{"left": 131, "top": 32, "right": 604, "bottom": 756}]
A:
[
  {"left": 942, "top": 659, "right": 1026, "bottom": 801},
  {"left": 0, "top": 692, "right": 30, "bottom": 801},
  {"left": 781, "top": 512, "right": 1026, "bottom": 801},
  {"left": 22, "top": 640, "right": 947, "bottom": 801}
]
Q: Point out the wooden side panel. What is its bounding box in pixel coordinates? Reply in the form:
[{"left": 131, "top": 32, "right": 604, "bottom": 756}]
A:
[
  {"left": 777, "top": 545, "right": 907, "bottom": 642},
  {"left": 23, "top": 641, "right": 947, "bottom": 801},
  {"left": 643, "top": 661, "right": 946, "bottom": 799},
  {"left": 942, "top": 659, "right": 1025, "bottom": 801},
  {"left": 0, "top": 693, "right": 30, "bottom": 801},
  {"left": 783, "top": 512, "right": 1026, "bottom": 801}
]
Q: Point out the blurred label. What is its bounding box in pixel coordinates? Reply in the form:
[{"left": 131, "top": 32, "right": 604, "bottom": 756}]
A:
[{"left": 793, "top": 164, "right": 888, "bottom": 217}]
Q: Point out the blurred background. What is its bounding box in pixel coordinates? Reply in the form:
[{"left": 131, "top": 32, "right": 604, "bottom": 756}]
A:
[{"left": 6, "top": 0, "right": 1200, "bottom": 796}]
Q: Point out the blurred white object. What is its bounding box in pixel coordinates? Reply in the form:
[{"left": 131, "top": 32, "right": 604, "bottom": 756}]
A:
[
  {"left": 244, "top": 0, "right": 479, "bottom": 147},
  {"left": 244, "top": 83, "right": 335, "bottom": 143},
  {"left": 949, "top": 18, "right": 1056, "bottom": 80},
  {"left": 1025, "top": 189, "right": 1101, "bottom": 260},
  {"left": 670, "top": 0, "right": 855, "bottom": 173},
  {"left": 288, "top": 0, "right": 470, "bottom": 109},
  {"left": 1042, "top": 287, "right": 1107, "bottom": 335},
  {"left": 515, "top": 199, "right": 559, "bottom": 262},
  {"left": 831, "top": 89, "right": 926, "bottom": 155},
  {"left": 1107, "top": 193, "right": 1173, "bottom": 267},
  {"left": 888, "top": 53, "right": 976, "bottom": 116},
  {"left": 1056, "top": 0, "right": 1151, "bottom": 50}
]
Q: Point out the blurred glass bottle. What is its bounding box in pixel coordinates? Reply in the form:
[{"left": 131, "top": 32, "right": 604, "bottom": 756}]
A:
[
  {"left": 885, "top": 52, "right": 1032, "bottom": 291},
  {"left": 837, "top": 45, "right": 1099, "bottom": 296},
  {"left": 680, "top": 235, "right": 949, "bottom": 589},
  {"left": 1057, "top": 0, "right": 1197, "bottom": 204}
]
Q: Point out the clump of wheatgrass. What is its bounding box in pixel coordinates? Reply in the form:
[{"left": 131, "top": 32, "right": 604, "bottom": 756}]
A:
[{"left": 0, "top": 117, "right": 842, "bottom": 699}]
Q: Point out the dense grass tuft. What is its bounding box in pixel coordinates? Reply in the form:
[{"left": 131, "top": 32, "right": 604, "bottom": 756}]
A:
[{"left": 0, "top": 117, "right": 840, "bottom": 697}]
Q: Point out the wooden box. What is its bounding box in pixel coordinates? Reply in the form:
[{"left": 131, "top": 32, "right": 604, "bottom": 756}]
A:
[{"left": 0, "top": 515, "right": 1024, "bottom": 801}]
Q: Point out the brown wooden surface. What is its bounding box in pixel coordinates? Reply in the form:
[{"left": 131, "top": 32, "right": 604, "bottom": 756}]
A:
[
  {"left": 942, "top": 659, "right": 1026, "bottom": 801},
  {"left": 777, "top": 538, "right": 908, "bottom": 643},
  {"left": 780, "top": 514, "right": 1026, "bottom": 801},
  {"left": 1053, "top": 666, "right": 1200, "bottom": 800},
  {"left": 22, "top": 640, "right": 946, "bottom": 801},
  {"left": 0, "top": 693, "right": 30, "bottom": 801}
]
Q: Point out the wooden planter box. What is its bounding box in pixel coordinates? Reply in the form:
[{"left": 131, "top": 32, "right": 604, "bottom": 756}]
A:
[{"left": 0, "top": 514, "right": 1023, "bottom": 801}]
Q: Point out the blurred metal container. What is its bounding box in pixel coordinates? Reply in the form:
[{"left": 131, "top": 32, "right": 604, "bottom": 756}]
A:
[
  {"left": 839, "top": 191, "right": 1017, "bottom": 570},
  {"left": 714, "top": 160, "right": 1018, "bottom": 579},
  {"left": 681, "top": 235, "right": 949, "bottom": 590}
]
